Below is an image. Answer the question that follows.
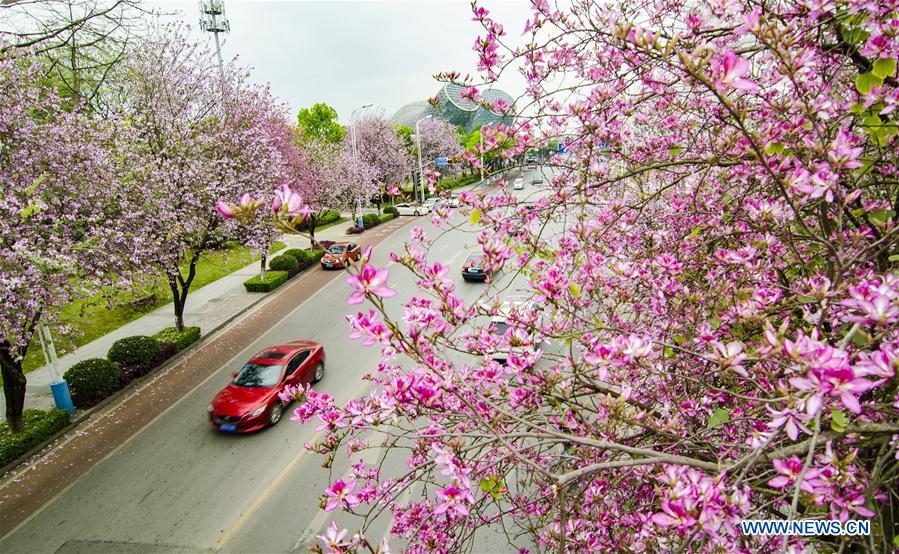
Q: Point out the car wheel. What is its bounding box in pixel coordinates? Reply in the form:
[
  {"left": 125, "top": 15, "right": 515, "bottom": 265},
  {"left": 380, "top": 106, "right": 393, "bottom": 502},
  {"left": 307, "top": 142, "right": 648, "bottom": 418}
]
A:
[
  {"left": 312, "top": 362, "right": 325, "bottom": 384},
  {"left": 269, "top": 402, "right": 284, "bottom": 426},
  {"left": 414, "top": 210, "right": 420, "bottom": 216}
]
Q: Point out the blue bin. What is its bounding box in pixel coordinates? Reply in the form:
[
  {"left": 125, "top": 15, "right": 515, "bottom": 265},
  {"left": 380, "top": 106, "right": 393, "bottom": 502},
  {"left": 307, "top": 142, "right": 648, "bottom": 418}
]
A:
[{"left": 50, "top": 381, "right": 75, "bottom": 415}]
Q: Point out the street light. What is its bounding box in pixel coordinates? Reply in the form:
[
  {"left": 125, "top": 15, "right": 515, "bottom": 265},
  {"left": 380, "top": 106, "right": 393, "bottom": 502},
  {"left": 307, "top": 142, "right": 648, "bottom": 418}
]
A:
[
  {"left": 415, "top": 115, "right": 433, "bottom": 204},
  {"left": 479, "top": 125, "right": 485, "bottom": 183},
  {"left": 351, "top": 103, "right": 373, "bottom": 228}
]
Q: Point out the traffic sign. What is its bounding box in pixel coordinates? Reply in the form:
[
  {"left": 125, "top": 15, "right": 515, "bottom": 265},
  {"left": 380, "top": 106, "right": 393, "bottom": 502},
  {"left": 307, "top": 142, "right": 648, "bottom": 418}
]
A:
[{"left": 436, "top": 157, "right": 448, "bottom": 166}]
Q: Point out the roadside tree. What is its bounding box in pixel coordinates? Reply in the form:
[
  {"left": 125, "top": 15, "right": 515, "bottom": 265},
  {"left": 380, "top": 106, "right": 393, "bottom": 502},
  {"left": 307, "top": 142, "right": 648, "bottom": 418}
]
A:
[
  {"left": 0, "top": 52, "right": 140, "bottom": 431},
  {"left": 116, "top": 27, "right": 288, "bottom": 332}
]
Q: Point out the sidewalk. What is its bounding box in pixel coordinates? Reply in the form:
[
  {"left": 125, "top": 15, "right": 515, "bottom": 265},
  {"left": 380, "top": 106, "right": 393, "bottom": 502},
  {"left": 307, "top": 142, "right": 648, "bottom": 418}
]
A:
[{"left": 0, "top": 213, "right": 391, "bottom": 419}]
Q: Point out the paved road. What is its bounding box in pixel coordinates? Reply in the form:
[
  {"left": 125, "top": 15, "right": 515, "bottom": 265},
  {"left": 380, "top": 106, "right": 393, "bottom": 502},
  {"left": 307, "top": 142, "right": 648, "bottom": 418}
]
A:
[{"left": 0, "top": 167, "right": 550, "bottom": 554}]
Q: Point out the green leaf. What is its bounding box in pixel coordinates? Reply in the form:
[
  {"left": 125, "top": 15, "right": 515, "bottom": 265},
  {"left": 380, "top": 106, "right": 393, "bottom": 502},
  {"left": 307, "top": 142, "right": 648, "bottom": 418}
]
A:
[
  {"left": 893, "top": 535, "right": 899, "bottom": 548},
  {"left": 663, "top": 346, "right": 675, "bottom": 358},
  {"left": 798, "top": 295, "right": 817, "bottom": 304},
  {"left": 764, "top": 142, "right": 784, "bottom": 155},
  {"left": 869, "top": 209, "right": 895, "bottom": 226},
  {"left": 710, "top": 315, "right": 721, "bottom": 330},
  {"left": 863, "top": 114, "right": 882, "bottom": 127},
  {"left": 569, "top": 282, "right": 581, "bottom": 297},
  {"left": 25, "top": 174, "right": 45, "bottom": 196},
  {"left": 668, "top": 146, "right": 684, "bottom": 157},
  {"left": 855, "top": 72, "right": 882, "bottom": 94},
  {"left": 708, "top": 409, "right": 730, "bottom": 429},
  {"left": 19, "top": 203, "right": 40, "bottom": 219},
  {"left": 888, "top": 254, "right": 899, "bottom": 262},
  {"left": 830, "top": 409, "right": 848, "bottom": 433},
  {"left": 872, "top": 58, "right": 897, "bottom": 79},
  {"left": 673, "top": 334, "right": 686, "bottom": 345},
  {"left": 469, "top": 209, "right": 482, "bottom": 224}
]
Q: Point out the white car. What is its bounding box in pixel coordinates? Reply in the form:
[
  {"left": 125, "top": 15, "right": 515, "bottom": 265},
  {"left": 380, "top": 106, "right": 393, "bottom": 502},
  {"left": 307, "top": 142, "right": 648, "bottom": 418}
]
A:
[
  {"left": 512, "top": 178, "right": 525, "bottom": 190},
  {"left": 488, "top": 299, "right": 543, "bottom": 362},
  {"left": 422, "top": 197, "right": 441, "bottom": 209},
  {"left": 394, "top": 203, "right": 431, "bottom": 216},
  {"left": 446, "top": 195, "right": 460, "bottom": 208}
]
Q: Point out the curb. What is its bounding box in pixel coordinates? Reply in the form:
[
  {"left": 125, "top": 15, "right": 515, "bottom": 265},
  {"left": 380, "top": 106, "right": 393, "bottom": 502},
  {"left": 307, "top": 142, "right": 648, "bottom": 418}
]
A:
[{"left": 0, "top": 254, "right": 324, "bottom": 481}]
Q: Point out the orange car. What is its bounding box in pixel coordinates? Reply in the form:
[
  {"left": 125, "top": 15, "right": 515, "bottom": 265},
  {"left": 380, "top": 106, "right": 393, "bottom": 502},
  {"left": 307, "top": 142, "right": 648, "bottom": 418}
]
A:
[{"left": 320, "top": 242, "right": 361, "bottom": 269}]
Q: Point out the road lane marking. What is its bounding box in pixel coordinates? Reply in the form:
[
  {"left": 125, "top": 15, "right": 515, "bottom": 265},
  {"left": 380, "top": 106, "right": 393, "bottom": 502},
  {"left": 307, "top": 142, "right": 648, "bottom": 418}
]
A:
[{"left": 214, "top": 378, "right": 373, "bottom": 552}]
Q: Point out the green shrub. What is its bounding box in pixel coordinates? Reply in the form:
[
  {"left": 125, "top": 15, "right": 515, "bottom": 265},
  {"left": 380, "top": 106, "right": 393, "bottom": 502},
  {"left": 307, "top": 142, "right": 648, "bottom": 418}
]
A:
[
  {"left": 0, "top": 409, "right": 71, "bottom": 467},
  {"left": 282, "top": 248, "right": 310, "bottom": 264},
  {"left": 269, "top": 254, "right": 299, "bottom": 272},
  {"left": 363, "top": 213, "right": 379, "bottom": 226},
  {"left": 244, "top": 271, "right": 288, "bottom": 292},
  {"left": 64, "top": 358, "right": 121, "bottom": 407},
  {"left": 380, "top": 213, "right": 395, "bottom": 223},
  {"left": 383, "top": 206, "right": 398, "bottom": 216},
  {"left": 308, "top": 249, "right": 325, "bottom": 263},
  {"left": 294, "top": 210, "right": 341, "bottom": 231},
  {"left": 153, "top": 326, "right": 201, "bottom": 352},
  {"left": 107, "top": 336, "right": 161, "bottom": 367}
]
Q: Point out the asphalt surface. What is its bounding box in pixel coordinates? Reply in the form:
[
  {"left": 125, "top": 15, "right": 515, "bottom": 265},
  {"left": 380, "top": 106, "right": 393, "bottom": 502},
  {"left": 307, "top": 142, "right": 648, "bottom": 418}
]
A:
[{"left": 0, "top": 166, "right": 551, "bottom": 554}]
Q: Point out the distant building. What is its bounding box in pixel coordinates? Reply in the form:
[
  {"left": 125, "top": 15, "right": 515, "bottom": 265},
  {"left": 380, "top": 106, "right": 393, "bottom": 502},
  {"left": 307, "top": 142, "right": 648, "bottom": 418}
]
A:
[{"left": 390, "top": 83, "right": 515, "bottom": 132}]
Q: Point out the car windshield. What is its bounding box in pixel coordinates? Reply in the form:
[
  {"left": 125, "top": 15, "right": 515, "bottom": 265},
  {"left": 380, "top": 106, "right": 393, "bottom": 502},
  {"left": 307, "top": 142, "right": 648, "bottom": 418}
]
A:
[
  {"left": 493, "top": 321, "right": 511, "bottom": 336},
  {"left": 232, "top": 363, "right": 281, "bottom": 387},
  {"left": 328, "top": 245, "right": 346, "bottom": 254},
  {"left": 467, "top": 257, "right": 484, "bottom": 267}
]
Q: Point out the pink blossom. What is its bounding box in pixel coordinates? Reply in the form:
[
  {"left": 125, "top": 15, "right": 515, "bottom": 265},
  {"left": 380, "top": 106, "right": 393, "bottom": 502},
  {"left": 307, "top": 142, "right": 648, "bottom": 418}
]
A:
[
  {"left": 434, "top": 481, "right": 474, "bottom": 517},
  {"left": 215, "top": 201, "right": 235, "bottom": 219},
  {"left": 324, "top": 479, "right": 360, "bottom": 511},
  {"left": 713, "top": 51, "right": 757, "bottom": 91},
  {"left": 317, "top": 522, "right": 351, "bottom": 552},
  {"left": 346, "top": 264, "right": 396, "bottom": 304}
]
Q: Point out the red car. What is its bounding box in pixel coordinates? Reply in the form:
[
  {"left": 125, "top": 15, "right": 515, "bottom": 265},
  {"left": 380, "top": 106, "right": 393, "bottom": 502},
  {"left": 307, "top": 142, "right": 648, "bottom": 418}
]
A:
[
  {"left": 208, "top": 340, "right": 326, "bottom": 433},
  {"left": 320, "top": 242, "right": 361, "bottom": 269}
]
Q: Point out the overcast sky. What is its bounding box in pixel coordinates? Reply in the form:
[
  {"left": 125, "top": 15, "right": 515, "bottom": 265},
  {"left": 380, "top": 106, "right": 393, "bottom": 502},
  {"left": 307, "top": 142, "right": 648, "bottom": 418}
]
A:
[{"left": 150, "top": 1, "right": 531, "bottom": 124}]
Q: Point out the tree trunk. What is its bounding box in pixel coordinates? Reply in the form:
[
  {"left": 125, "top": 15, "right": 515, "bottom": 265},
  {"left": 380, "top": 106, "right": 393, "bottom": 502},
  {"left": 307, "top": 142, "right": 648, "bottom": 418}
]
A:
[
  {"left": 309, "top": 214, "right": 317, "bottom": 250},
  {"left": 0, "top": 343, "right": 27, "bottom": 432},
  {"left": 168, "top": 277, "right": 186, "bottom": 333},
  {"left": 260, "top": 253, "right": 267, "bottom": 281}
]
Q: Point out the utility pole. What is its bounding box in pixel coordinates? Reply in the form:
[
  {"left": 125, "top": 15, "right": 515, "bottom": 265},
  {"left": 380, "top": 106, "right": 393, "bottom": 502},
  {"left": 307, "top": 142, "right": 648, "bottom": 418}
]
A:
[
  {"left": 199, "top": 0, "right": 229, "bottom": 77},
  {"left": 479, "top": 126, "right": 485, "bottom": 183}
]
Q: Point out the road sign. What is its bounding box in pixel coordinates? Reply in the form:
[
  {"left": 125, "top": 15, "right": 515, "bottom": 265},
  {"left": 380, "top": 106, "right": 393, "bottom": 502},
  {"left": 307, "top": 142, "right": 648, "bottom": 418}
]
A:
[
  {"left": 557, "top": 142, "right": 567, "bottom": 153},
  {"left": 436, "top": 157, "right": 448, "bottom": 166},
  {"left": 598, "top": 141, "right": 609, "bottom": 148}
]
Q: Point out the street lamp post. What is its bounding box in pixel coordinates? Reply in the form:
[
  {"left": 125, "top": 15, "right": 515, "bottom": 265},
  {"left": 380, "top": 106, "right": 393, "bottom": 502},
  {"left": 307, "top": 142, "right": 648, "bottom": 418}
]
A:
[
  {"left": 351, "top": 103, "right": 373, "bottom": 228},
  {"left": 415, "top": 115, "right": 432, "bottom": 204},
  {"left": 479, "top": 127, "right": 485, "bottom": 183}
]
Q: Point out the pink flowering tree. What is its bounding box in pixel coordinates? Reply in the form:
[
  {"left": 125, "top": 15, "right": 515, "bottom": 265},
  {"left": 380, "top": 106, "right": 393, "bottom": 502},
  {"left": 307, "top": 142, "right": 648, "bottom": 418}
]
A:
[
  {"left": 0, "top": 52, "right": 142, "bottom": 430},
  {"left": 351, "top": 112, "right": 411, "bottom": 214},
  {"left": 417, "top": 116, "right": 463, "bottom": 183},
  {"left": 233, "top": 1, "right": 899, "bottom": 552},
  {"left": 115, "top": 27, "right": 289, "bottom": 330}
]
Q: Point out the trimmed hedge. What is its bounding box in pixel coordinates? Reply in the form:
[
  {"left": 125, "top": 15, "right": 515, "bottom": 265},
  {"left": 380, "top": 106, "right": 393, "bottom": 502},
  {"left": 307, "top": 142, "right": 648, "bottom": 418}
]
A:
[
  {"left": 436, "top": 173, "right": 480, "bottom": 192},
  {"left": 293, "top": 210, "right": 341, "bottom": 231},
  {"left": 269, "top": 254, "right": 299, "bottom": 272},
  {"left": 244, "top": 271, "right": 288, "bottom": 292},
  {"left": 362, "top": 213, "right": 380, "bottom": 226},
  {"left": 380, "top": 213, "right": 396, "bottom": 223},
  {"left": 107, "top": 335, "right": 161, "bottom": 367},
  {"left": 383, "top": 205, "right": 398, "bottom": 216},
  {"left": 153, "top": 326, "right": 201, "bottom": 352},
  {"left": 64, "top": 358, "right": 121, "bottom": 408},
  {"left": 283, "top": 248, "right": 310, "bottom": 264},
  {"left": 0, "top": 409, "right": 71, "bottom": 467}
]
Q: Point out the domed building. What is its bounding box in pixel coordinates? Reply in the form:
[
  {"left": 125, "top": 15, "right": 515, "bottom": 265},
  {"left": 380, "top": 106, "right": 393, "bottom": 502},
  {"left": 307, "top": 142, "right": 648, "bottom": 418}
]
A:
[{"left": 391, "top": 83, "right": 515, "bottom": 132}]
